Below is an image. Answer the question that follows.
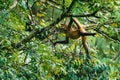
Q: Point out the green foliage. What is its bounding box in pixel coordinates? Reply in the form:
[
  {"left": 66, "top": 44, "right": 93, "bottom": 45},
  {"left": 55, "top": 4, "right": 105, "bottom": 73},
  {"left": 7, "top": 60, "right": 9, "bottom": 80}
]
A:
[{"left": 0, "top": 0, "right": 120, "bottom": 80}]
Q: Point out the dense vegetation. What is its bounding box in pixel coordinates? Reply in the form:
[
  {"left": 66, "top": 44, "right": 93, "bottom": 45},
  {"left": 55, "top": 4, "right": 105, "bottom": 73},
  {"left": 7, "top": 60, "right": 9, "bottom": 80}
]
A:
[{"left": 0, "top": 0, "right": 120, "bottom": 80}]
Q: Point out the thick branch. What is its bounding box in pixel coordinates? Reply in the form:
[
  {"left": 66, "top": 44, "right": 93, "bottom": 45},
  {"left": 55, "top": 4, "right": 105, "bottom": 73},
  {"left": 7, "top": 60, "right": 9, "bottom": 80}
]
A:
[
  {"left": 14, "top": 30, "right": 39, "bottom": 48},
  {"left": 14, "top": 0, "right": 76, "bottom": 48}
]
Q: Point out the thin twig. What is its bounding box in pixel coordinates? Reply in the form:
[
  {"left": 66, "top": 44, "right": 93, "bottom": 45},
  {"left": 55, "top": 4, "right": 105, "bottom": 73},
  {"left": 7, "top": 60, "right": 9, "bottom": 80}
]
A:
[
  {"left": 48, "top": 0, "right": 60, "bottom": 5},
  {"left": 26, "top": 0, "right": 36, "bottom": 25},
  {"left": 94, "top": 29, "right": 120, "bottom": 44},
  {"left": 111, "top": 50, "right": 120, "bottom": 61},
  {"left": 10, "top": 0, "right": 18, "bottom": 9}
]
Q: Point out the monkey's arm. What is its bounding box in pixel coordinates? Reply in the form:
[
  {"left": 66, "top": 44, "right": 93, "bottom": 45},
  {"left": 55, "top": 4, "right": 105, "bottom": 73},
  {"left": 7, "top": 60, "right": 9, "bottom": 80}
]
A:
[
  {"left": 53, "top": 17, "right": 73, "bottom": 46},
  {"left": 79, "top": 32, "right": 96, "bottom": 36},
  {"left": 53, "top": 37, "right": 69, "bottom": 46}
]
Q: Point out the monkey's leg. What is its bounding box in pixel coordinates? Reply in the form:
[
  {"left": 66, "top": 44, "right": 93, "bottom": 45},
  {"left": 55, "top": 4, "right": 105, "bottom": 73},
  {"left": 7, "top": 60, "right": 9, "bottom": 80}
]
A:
[{"left": 82, "top": 36, "right": 91, "bottom": 59}]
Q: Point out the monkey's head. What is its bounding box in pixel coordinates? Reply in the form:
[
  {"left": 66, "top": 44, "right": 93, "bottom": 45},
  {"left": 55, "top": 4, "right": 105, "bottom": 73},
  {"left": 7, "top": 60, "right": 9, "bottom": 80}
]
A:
[{"left": 60, "top": 24, "right": 67, "bottom": 33}]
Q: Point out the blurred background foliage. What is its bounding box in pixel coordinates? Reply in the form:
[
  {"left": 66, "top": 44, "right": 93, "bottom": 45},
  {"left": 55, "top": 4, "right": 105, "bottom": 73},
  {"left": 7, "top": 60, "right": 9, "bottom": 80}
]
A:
[{"left": 0, "top": 0, "right": 120, "bottom": 80}]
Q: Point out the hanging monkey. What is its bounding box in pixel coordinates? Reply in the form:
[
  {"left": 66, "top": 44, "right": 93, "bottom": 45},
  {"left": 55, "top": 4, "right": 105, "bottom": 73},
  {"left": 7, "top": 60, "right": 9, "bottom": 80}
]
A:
[{"left": 53, "top": 17, "right": 96, "bottom": 59}]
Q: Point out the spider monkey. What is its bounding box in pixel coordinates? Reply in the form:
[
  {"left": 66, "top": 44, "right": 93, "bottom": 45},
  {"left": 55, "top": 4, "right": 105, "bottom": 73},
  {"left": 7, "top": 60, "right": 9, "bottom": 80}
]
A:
[{"left": 53, "top": 17, "right": 96, "bottom": 59}]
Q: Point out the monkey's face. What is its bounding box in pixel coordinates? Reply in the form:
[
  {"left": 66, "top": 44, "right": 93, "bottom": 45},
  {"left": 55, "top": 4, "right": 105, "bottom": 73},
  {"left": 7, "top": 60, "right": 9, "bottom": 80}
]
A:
[{"left": 60, "top": 24, "right": 67, "bottom": 33}]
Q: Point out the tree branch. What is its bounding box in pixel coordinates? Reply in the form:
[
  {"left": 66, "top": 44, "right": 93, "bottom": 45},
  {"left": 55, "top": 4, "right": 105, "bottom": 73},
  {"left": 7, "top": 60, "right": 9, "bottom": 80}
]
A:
[
  {"left": 14, "top": 30, "right": 38, "bottom": 48},
  {"left": 10, "top": 0, "right": 18, "bottom": 9},
  {"left": 111, "top": 50, "right": 120, "bottom": 61},
  {"left": 94, "top": 29, "right": 120, "bottom": 44},
  {"left": 46, "top": 1, "right": 62, "bottom": 10},
  {"left": 66, "top": 9, "right": 100, "bottom": 18},
  {"left": 26, "top": 0, "right": 36, "bottom": 26},
  {"left": 62, "top": 0, "right": 65, "bottom": 13},
  {"left": 48, "top": 0, "right": 61, "bottom": 6},
  {"left": 85, "top": 20, "right": 120, "bottom": 44}
]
